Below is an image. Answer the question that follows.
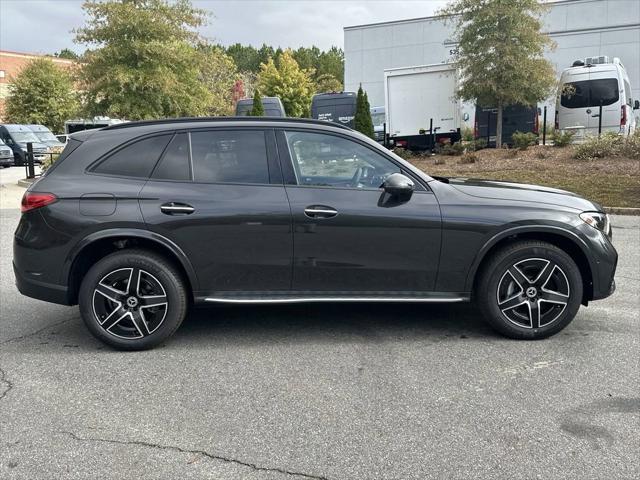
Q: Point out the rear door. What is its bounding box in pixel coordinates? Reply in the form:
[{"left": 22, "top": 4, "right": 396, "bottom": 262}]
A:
[
  {"left": 139, "top": 128, "right": 293, "bottom": 298},
  {"left": 586, "top": 75, "right": 620, "bottom": 133},
  {"left": 277, "top": 129, "right": 441, "bottom": 294}
]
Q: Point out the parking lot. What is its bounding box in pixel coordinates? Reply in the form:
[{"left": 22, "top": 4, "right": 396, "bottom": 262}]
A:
[{"left": 1, "top": 165, "right": 638, "bottom": 479}]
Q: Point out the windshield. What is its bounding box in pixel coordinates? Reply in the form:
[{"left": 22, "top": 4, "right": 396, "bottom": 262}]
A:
[
  {"left": 9, "top": 131, "right": 40, "bottom": 144},
  {"left": 561, "top": 78, "right": 619, "bottom": 108},
  {"left": 371, "top": 112, "right": 385, "bottom": 127},
  {"left": 33, "top": 131, "right": 59, "bottom": 143}
]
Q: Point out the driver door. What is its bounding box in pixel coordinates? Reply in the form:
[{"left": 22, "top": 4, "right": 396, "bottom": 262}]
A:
[{"left": 277, "top": 129, "right": 441, "bottom": 293}]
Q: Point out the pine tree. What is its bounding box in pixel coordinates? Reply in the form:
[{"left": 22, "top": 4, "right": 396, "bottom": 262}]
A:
[
  {"left": 249, "top": 90, "right": 265, "bottom": 116},
  {"left": 354, "top": 86, "right": 374, "bottom": 139}
]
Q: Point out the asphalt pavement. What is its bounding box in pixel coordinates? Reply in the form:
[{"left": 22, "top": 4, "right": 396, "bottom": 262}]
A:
[{"left": 1, "top": 166, "right": 638, "bottom": 479}]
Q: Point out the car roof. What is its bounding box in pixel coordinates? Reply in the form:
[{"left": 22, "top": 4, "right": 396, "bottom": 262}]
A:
[
  {"left": 1, "top": 124, "right": 34, "bottom": 131},
  {"left": 102, "top": 116, "right": 354, "bottom": 132}
]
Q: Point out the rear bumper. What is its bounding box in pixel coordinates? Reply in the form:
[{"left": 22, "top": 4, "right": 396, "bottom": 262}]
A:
[{"left": 13, "top": 261, "right": 71, "bottom": 305}]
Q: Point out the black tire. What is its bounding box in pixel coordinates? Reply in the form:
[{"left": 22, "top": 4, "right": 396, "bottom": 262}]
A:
[
  {"left": 78, "top": 249, "right": 188, "bottom": 350},
  {"left": 476, "top": 241, "right": 583, "bottom": 339}
]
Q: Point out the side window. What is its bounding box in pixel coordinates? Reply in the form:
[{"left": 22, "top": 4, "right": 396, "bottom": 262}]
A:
[
  {"left": 93, "top": 134, "right": 171, "bottom": 178},
  {"left": 152, "top": 133, "right": 190, "bottom": 181},
  {"left": 284, "top": 131, "right": 400, "bottom": 189},
  {"left": 191, "top": 130, "right": 269, "bottom": 184}
]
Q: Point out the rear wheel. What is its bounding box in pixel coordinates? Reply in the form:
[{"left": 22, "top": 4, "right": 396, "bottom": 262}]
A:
[
  {"left": 78, "top": 249, "right": 188, "bottom": 350},
  {"left": 476, "top": 241, "right": 583, "bottom": 339}
]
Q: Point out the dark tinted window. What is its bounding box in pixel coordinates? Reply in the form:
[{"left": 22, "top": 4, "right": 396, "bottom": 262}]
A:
[
  {"left": 191, "top": 130, "right": 269, "bottom": 184},
  {"left": 152, "top": 133, "right": 190, "bottom": 181},
  {"left": 94, "top": 134, "right": 171, "bottom": 178},
  {"left": 561, "top": 79, "right": 619, "bottom": 108}
]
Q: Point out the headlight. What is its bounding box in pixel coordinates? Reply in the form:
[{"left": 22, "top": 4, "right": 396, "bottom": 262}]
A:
[{"left": 580, "top": 211, "right": 610, "bottom": 234}]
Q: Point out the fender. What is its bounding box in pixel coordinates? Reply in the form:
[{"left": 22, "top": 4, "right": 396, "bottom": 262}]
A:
[
  {"left": 463, "top": 224, "right": 596, "bottom": 292},
  {"left": 63, "top": 228, "right": 199, "bottom": 293}
]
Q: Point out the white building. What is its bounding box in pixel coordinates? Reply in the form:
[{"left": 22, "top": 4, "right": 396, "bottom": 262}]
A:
[{"left": 344, "top": 0, "right": 640, "bottom": 126}]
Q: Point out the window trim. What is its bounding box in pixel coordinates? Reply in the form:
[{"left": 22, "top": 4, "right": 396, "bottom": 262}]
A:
[{"left": 275, "top": 128, "right": 429, "bottom": 193}]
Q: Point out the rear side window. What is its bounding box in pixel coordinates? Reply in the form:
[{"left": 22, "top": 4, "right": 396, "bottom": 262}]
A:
[
  {"left": 191, "top": 130, "right": 269, "bottom": 184},
  {"left": 561, "top": 79, "right": 619, "bottom": 108},
  {"left": 93, "top": 134, "right": 171, "bottom": 178},
  {"left": 152, "top": 133, "right": 191, "bottom": 181}
]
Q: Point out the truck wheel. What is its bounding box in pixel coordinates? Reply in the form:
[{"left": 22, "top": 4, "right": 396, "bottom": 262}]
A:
[
  {"left": 476, "top": 241, "right": 583, "bottom": 339},
  {"left": 78, "top": 249, "right": 188, "bottom": 350}
]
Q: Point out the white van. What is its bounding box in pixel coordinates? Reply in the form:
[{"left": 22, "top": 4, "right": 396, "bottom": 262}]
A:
[{"left": 556, "top": 56, "right": 639, "bottom": 142}]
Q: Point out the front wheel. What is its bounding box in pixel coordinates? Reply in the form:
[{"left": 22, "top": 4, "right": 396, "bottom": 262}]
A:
[
  {"left": 476, "top": 241, "right": 583, "bottom": 339},
  {"left": 78, "top": 249, "right": 188, "bottom": 350}
]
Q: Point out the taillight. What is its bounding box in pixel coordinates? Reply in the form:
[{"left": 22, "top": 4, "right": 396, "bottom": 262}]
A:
[
  {"left": 21, "top": 192, "right": 57, "bottom": 213},
  {"left": 621, "top": 106, "right": 627, "bottom": 126},
  {"left": 554, "top": 110, "right": 559, "bottom": 130},
  {"left": 534, "top": 108, "right": 540, "bottom": 134},
  {"left": 474, "top": 120, "right": 478, "bottom": 139}
]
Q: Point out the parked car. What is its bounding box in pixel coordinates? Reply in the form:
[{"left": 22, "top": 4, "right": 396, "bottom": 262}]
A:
[
  {"left": 28, "top": 124, "right": 66, "bottom": 153},
  {"left": 371, "top": 105, "right": 386, "bottom": 144},
  {"left": 311, "top": 92, "right": 357, "bottom": 128},
  {"left": 235, "top": 97, "right": 286, "bottom": 117},
  {"left": 0, "top": 124, "right": 48, "bottom": 166},
  {"left": 65, "top": 117, "right": 127, "bottom": 134},
  {"left": 0, "top": 138, "right": 13, "bottom": 168},
  {"left": 14, "top": 117, "right": 617, "bottom": 350},
  {"left": 556, "top": 56, "right": 639, "bottom": 141},
  {"left": 56, "top": 134, "right": 70, "bottom": 145},
  {"left": 475, "top": 104, "right": 540, "bottom": 147}
]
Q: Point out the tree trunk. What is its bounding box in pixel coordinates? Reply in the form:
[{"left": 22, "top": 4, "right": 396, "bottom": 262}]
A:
[{"left": 496, "top": 103, "right": 503, "bottom": 148}]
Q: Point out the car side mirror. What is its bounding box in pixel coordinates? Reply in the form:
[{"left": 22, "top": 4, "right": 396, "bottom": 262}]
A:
[
  {"left": 382, "top": 173, "right": 414, "bottom": 198},
  {"left": 634, "top": 100, "right": 639, "bottom": 110}
]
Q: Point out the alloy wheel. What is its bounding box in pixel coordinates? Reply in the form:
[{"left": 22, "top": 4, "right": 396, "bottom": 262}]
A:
[
  {"left": 92, "top": 267, "right": 168, "bottom": 339},
  {"left": 496, "top": 258, "right": 570, "bottom": 329}
]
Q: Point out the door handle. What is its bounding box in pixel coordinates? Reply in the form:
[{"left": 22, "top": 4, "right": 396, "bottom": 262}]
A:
[
  {"left": 304, "top": 205, "right": 338, "bottom": 219},
  {"left": 160, "top": 202, "right": 195, "bottom": 215}
]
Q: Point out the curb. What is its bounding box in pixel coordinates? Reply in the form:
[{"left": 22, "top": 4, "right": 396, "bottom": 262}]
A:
[
  {"left": 17, "top": 178, "right": 36, "bottom": 188},
  {"left": 604, "top": 206, "right": 640, "bottom": 216}
]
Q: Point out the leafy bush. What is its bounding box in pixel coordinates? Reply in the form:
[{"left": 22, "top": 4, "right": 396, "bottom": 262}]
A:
[
  {"left": 620, "top": 129, "right": 640, "bottom": 160},
  {"left": 512, "top": 131, "right": 538, "bottom": 150},
  {"left": 474, "top": 138, "right": 487, "bottom": 150},
  {"left": 441, "top": 142, "right": 465, "bottom": 156},
  {"left": 574, "top": 132, "right": 623, "bottom": 160},
  {"left": 392, "top": 147, "right": 413, "bottom": 160},
  {"left": 461, "top": 126, "right": 474, "bottom": 142},
  {"left": 551, "top": 129, "right": 575, "bottom": 147}
]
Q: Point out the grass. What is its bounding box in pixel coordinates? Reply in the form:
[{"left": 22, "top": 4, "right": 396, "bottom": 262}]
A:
[{"left": 408, "top": 145, "right": 640, "bottom": 208}]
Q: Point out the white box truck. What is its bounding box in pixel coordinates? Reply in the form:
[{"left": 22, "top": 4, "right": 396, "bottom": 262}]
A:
[{"left": 384, "top": 63, "right": 461, "bottom": 151}]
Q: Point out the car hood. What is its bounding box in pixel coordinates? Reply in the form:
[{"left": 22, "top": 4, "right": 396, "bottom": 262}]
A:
[{"left": 441, "top": 177, "right": 602, "bottom": 212}]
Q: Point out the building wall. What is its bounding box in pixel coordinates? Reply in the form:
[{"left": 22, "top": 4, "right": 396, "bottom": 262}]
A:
[
  {"left": 344, "top": 0, "right": 640, "bottom": 126},
  {"left": 0, "top": 50, "right": 75, "bottom": 122}
]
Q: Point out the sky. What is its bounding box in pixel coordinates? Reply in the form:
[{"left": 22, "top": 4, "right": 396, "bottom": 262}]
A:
[{"left": 0, "top": 0, "right": 448, "bottom": 55}]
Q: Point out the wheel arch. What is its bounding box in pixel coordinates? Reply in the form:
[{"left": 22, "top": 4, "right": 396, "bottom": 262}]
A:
[
  {"left": 466, "top": 226, "right": 595, "bottom": 304},
  {"left": 65, "top": 229, "right": 198, "bottom": 305}
]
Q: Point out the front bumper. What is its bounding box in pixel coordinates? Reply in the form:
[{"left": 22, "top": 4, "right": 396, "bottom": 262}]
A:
[{"left": 0, "top": 156, "right": 13, "bottom": 167}]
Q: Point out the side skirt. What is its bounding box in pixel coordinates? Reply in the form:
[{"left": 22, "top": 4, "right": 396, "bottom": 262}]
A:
[{"left": 198, "top": 292, "right": 470, "bottom": 305}]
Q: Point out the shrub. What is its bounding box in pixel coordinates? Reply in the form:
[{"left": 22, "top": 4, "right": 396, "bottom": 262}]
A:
[
  {"left": 474, "top": 138, "right": 487, "bottom": 150},
  {"left": 458, "top": 153, "right": 478, "bottom": 164},
  {"left": 392, "top": 147, "right": 413, "bottom": 160},
  {"left": 551, "top": 129, "right": 575, "bottom": 147},
  {"left": 461, "top": 126, "right": 474, "bottom": 142},
  {"left": 574, "top": 132, "right": 624, "bottom": 160},
  {"left": 512, "top": 131, "right": 538, "bottom": 150},
  {"left": 620, "top": 129, "right": 640, "bottom": 160},
  {"left": 441, "top": 142, "right": 465, "bottom": 156}
]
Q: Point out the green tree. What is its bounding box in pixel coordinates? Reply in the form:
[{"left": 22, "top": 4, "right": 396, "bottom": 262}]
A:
[
  {"left": 315, "top": 73, "right": 342, "bottom": 93},
  {"left": 198, "top": 45, "right": 238, "bottom": 116},
  {"left": 441, "top": 0, "right": 556, "bottom": 147},
  {"left": 4, "top": 58, "right": 79, "bottom": 133},
  {"left": 258, "top": 50, "right": 314, "bottom": 117},
  {"left": 354, "top": 85, "right": 374, "bottom": 139},
  {"left": 75, "top": 0, "right": 212, "bottom": 120},
  {"left": 54, "top": 48, "right": 80, "bottom": 60},
  {"left": 248, "top": 90, "right": 265, "bottom": 116}
]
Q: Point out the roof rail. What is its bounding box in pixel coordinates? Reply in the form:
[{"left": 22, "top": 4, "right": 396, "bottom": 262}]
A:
[{"left": 102, "top": 116, "right": 354, "bottom": 131}]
